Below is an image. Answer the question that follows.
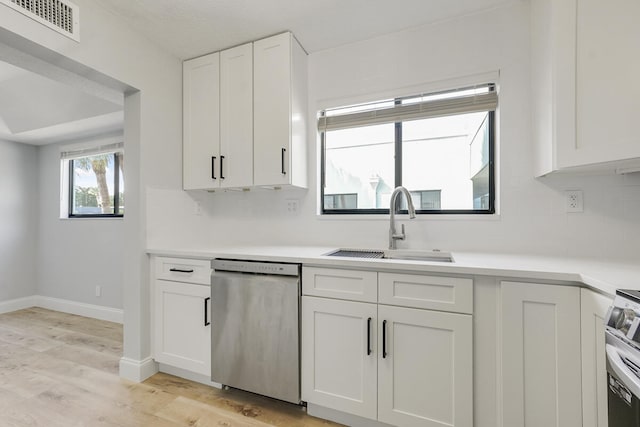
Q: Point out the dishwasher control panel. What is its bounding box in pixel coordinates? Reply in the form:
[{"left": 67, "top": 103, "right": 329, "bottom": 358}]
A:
[{"left": 212, "top": 259, "right": 300, "bottom": 276}]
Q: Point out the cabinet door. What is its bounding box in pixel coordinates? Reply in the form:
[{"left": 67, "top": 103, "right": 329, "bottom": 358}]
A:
[
  {"left": 533, "top": 0, "right": 640, "bottom": 174},
  {"left": 154, "top": 280, "right": 211, "bottom": 375},
  {"left": 253, "top": 32, "right": 291, "bottom": 187},
  {"left": 581, "top": 289, "right": 612, "bottom": 427},
  {"left": 301, "top": 296, "right": 377, "bottom": 420},
  {"left": 183, "top": 53, "right": 220, "bottom": 190},
  {"left": 378, "top": 305, "right": 472, "bottom": 427},
  {"left": 574, "top": 0, "right": 640, "bottom": 166},
  {"left": 220, "top": 42, "right": 253, "bottom": 188},
  {"left": 501, "top": 281, "right": 582, "bottom": 427}
]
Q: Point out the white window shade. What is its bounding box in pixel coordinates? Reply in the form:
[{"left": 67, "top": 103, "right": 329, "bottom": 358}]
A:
[
  {"left": 60, "top": 141, "right": 123, "bottom": 160},
  {"left": 318, "top": 85, "right": 497, "bottom": 132}
]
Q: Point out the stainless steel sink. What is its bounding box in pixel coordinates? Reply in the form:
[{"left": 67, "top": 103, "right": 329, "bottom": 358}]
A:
[{"left": 326, "top": 248, "right": 454, "bottom": 263}]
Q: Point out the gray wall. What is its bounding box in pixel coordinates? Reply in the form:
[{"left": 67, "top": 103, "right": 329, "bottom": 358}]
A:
[
  {"left": 36, "top": 138, "right": 124, "bottom": 309},
  {"left": 0, "top": 139, "right": 38, "bottom": 300}
]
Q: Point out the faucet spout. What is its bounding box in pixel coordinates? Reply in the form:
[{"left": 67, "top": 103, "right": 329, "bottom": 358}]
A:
[{"left": 389, "top": 186, "right": 416, "bottom": 250}]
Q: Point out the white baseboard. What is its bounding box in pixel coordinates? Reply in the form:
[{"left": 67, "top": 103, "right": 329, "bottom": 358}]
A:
[
  {"left": 0, "top": 295, "right": 123, "bottom": 324},
  {"left": 34, "top": 296, "right": 123, "bottom": 324},
  {"left": 0, "top": 296, "right": 38, "bottom": 314},
  {"left": 119, "top": 356, "right": 158, "bottom": 382}
]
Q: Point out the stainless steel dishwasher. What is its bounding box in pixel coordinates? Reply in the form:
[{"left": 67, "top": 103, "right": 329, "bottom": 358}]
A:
[{"left": 210, "top": 259, "right": 301, "bottom": 404}]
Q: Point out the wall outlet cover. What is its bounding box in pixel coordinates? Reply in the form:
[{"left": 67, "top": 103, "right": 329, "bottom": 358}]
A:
[
  {"left": 565, "top": 190, "right": 584, "bottom": 213},
  {"left": 286, "top": 199, "right": 299, "bottom": 215}
]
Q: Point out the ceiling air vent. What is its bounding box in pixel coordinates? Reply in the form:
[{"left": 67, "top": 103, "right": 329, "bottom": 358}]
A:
[{"left": 1, "top": 0, "right": 80, "bottom": 41}]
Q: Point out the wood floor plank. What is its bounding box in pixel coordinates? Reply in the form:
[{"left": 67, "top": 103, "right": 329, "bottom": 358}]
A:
[
  {"left": 0, "top": 325, "right": 63, "bottom": 352},
  {"left": 156, "top": 395, "right": 276, "bottom": 427},
  {"left": 0, "top": 308, "right": 343, "bottom": 427}
]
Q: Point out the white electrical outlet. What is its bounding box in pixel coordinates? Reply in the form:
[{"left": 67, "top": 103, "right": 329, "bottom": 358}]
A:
[
  {"left": 286, "top": 199, "right": 299, "bottom": 215},
  {"left": 95, "top": 285, "right": 102, "bottom": 297},
  {"left": 194, "top": 201, "right": 202, "bottom": 216},
  {"left": 565, "top": 190, "right": 584, "bottom": 213}
]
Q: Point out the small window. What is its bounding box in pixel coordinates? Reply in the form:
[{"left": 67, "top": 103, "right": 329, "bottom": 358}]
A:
[
  {"left": 319, "top": 83, "right": 496, "bottom": 215},
  {"left": 61, "top": 142, "right": 124, "bottom": 218}
]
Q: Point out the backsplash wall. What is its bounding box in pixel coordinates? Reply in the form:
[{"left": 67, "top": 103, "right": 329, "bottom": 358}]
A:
[{"left": 147, "top": 1, "right": 640, "bottom": 261}]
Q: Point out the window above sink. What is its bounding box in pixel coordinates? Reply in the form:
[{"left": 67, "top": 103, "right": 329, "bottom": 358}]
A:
[{"left": 318, "top": 82, "right": 497, "bottom": 216}]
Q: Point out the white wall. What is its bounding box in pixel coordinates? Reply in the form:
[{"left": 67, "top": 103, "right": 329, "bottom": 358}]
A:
[
  {"left": 147, "top": 1, "right": 640, "bottom": 261},
  {"left": 0, "top": 0, "right": 182, "bottom": 366},
  {"left": 2, "top": 0, "right": 639, "bottom": 379},
  {"left": 36, "top": 136, "right": 124, "bottom": 309},
  {"left": 0, "top": 139, "right": 38, "bottom": 301}
]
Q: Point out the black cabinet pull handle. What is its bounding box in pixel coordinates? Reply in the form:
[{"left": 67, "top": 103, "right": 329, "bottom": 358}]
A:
[
  {"left": 204, "top": 297, "right": 210, "bottom": 326},
  {"left": 169, "top": 268, "right": 194, "bottom": 273},
  {"left": 281, "top": 148, "right": 286, "bottom": 175},
  {"left": 382, "top": 319, "right": 387, "bottom": 358},
  {"left": 211, "top": 156, "right": 217, "bottom": 179},
  {"left": 220, "top": 155, "right": 225, "bottom": 179},
  {"left": 367, "top": 317, "right": 372, "bottom": 356}
]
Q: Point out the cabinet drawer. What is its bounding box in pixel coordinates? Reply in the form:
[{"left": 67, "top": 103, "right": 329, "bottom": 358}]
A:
[
  {"left": 155, "top": 257, "right": 211, "bottom": 285},
  {"left": 379, "top": 273, "right": 473, "bottom": 314},
  {"left": 302, "top": 267, "right": 377, "bottom": 302}
]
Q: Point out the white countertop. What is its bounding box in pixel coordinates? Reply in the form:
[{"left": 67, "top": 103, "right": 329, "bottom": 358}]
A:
[{"left": 147, "top": 246, "right": 640, "bottom": 297}]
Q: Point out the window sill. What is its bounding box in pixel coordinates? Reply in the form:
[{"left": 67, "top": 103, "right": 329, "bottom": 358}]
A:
[
  {"left": 315, "top": 213, "right": 501, "bottom": 221},
  {"left": 60, "top": 215, "right": 124, "bottom": 220}
]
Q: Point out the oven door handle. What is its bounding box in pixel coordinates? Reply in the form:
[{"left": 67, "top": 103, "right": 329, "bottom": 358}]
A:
[{"left": 606, "top": 343, "right": 640, "bottom": 398}]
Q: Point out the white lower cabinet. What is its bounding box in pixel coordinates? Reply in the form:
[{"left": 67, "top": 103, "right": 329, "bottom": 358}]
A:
[
  {"left": 501, "top": 281, "right": 582, "bottom": 427},
  {"left": 378, "top": 305, "right": 472, "bottom": 427},
  {"left": 581, "top": 288, "right": 612, "bottom": 427},
  {"left": 301, "top": 296, "right": 378, "bottom": 419},
  {"left": 152, "top": 257, "right": 212, "bottom": 377},
  {"left": 302, "top": 267, "right": 473, "bottom": 427}
]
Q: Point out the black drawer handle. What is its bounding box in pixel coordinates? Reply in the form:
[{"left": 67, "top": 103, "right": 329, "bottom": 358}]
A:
[
  {"left": 204, "top": 297, "right": 210, "bottom": 326},
  {"left": 367, "top": 317, "right": 372, "bottom": 356},
  {"left": 169, "top": 268, "right": 194, "bottom": 273},
  {"left": 220, "top": 155, "right": 225, "bottom": 179},
  {"left": 211, "top": 156, "right": 217, "bottom": 180},
  {"left": 382, "top": 319, "right": 387, "bottom": 359}
]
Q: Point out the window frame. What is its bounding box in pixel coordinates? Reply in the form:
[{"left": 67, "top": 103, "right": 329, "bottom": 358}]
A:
[
  {"left": 320, "top": 87, "right": 496, "bottom": 216},
  {"left": 67, "top": 151, "right": 124, "bottom": 219}
]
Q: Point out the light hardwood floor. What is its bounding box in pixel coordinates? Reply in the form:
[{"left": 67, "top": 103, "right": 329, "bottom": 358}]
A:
[{"left": 0, "top": 307, "right": 342, "bottom": 427}]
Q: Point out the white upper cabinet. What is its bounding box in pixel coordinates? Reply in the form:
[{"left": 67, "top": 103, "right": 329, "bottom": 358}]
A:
[
  {"left": 220, "top": 42, "right": 254, "bottom": 189},
  {"left": 182, "top": 32, "right": 307, "bottom": 191},
  {"left": 254, "top": 32, "right": 307, "bottom": 189},
  {"left": 532, "top": 0, "right": 640, "bottom": 176},
  {"left": 183, "top": 53, "right": 220, "bottom": 190}
]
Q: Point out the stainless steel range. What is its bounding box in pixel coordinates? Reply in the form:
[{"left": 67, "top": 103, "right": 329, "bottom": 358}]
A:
[{"left": 605, "top": 289, "right": 640, "bottom": 426}]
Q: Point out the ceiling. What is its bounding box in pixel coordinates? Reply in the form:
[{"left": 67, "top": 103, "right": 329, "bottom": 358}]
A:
[
  {"left": 95, "top": 0, "right": 512, "bottom": 59},
  {"left": 0, "top": 61, "right": 123, "bottom": 145},
  {"left": 1, "top": 0, "right": 511, "bottom": 145}
]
